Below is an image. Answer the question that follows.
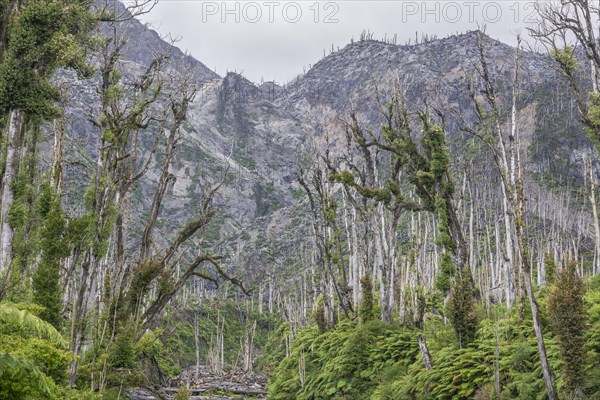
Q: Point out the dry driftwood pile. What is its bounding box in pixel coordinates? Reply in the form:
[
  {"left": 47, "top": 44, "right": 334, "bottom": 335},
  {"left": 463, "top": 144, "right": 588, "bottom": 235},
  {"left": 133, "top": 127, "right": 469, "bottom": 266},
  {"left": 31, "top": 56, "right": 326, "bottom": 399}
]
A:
[{"left": 130, "top": 365, "right": 267, "bottom": 399}]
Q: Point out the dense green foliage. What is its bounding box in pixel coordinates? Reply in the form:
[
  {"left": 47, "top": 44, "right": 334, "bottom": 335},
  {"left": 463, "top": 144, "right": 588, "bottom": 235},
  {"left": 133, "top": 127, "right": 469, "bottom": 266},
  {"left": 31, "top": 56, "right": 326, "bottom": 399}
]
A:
[
  {"left": 0, "top": 302, "right": 91, "bottom": 400},
  {"left": 0, "top": 0, "right": 94, "bottom": 118},
  {"left": 0, "top": 297, "right": 279, "bottom": 398},
  {"left": 267, "top": 279, "right": 600, "bottom": 399},
  {"left": 32, "top": 184, "right": 69, "bottom": 328},
  {"left": 268, "top": 320, "right": 419, "bottom": 400}
]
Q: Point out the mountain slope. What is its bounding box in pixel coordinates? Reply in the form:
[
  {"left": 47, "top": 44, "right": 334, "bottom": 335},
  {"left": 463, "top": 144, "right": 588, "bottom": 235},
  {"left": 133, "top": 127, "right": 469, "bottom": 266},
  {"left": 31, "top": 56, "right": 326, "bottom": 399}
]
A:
[{"left": 56, "top": 23, "right": 596, "bottom": 287}]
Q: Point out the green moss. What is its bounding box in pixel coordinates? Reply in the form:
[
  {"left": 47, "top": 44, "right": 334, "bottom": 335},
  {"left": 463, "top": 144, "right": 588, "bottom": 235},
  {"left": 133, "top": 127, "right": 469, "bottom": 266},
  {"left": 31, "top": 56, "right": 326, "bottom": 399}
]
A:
[{"left": 550, "top": 46, "right": 578, "bottom": 76}]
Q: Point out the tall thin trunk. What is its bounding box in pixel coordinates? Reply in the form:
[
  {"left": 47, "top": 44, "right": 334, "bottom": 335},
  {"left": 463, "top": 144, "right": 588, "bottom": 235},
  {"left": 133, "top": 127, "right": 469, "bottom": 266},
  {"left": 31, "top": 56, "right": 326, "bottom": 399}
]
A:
[
  {"left": 501, "top": 175, "right": 515, "bottom": 308},
  {"left": 520, "top": 237, "right": 558, "bottom": 400},
  {"left": 512, "top": 48, "right": 558, "bottom": 398},
  {"left": 586, "top": 157, "right": 600, "bottom": 275},
  {"left": 417, "top": 335, "right": 432, "bottom": 370},
  {"left": 472, "top": 34, "right": 558, "bottom": 398},
  {"left": 69, "top": 257, "right": 95, "bottom": 386},
  {"left": 375, "top": 206, "right": 390, "bottom": 322},
  {"left": 194, "top": 312, "right": 200, "bottom": 380},
  {"left": 0, "top": 109, "right": 23, "bottom": 270},
  {"left": 50, "top": 103, "right": 66, "bottom": 194},
  {"left": 592, "top": 58, "right": 598, "bottom": 93}
]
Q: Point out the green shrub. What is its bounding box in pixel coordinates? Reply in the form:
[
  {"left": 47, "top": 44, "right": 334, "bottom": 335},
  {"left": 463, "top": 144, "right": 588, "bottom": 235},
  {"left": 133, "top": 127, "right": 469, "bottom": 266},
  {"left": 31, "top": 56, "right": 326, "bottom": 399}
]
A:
[
  {"left": 268, "top": 320, "right": 418, "bottom": 400},
  {"left": 174, "top": 385, "right": 191, "bottom": 400}
]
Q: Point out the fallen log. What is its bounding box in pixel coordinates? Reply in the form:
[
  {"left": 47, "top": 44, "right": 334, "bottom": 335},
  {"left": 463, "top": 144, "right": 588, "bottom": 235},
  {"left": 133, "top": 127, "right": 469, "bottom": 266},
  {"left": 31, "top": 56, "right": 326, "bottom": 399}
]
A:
[{"left": 162, "top": 386, "right": 266, "bottom": 396}]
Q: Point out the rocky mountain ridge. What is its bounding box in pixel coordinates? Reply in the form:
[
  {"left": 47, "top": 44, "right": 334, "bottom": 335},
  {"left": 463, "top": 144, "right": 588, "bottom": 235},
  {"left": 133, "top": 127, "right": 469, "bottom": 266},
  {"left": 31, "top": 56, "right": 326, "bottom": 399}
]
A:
[{"left": 57, "top": 13, "right": 596, "bottom": 287}]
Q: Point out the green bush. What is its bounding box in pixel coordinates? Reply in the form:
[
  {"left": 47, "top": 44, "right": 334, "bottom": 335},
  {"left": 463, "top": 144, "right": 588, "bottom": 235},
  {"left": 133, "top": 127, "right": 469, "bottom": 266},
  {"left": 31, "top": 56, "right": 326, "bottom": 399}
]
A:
[
  {"left": 268, "top": 320, "right": 418, "bottom": 400},
  {"left": 267, "top": 303, "right": 569, "bottom": 400},
  {"left": 174, "top": 385, "right": 192, "bottom": 400},
  {"left": 0, "top": 302, "right": 71, "bottom": 399}
]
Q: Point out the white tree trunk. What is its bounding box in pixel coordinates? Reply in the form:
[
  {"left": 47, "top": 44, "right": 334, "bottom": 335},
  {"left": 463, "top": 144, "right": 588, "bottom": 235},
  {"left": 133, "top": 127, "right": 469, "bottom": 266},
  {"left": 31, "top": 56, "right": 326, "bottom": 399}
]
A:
[
  {"left": 194, "top": 312, "right": 200, "bottom": 380},
  {"left": 51, "top": 111, "right": 65, "bottom": 193},
  {"left": 501, "top": 176, "right": 515, "bottom": 308},
  {"left": 587, "top": 157, "right": 600, "bottom": 275},
  {"left": 0, "top": 109, "right": 22, "bottom": 271},
  {"left": 417, "top": 335, "right": 432, "bottom": 370}
]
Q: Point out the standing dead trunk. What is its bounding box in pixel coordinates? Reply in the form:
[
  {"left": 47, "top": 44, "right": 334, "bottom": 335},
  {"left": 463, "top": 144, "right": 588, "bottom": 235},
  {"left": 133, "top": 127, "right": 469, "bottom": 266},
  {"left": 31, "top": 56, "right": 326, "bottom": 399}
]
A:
[
  {"left": 0, "top": 109, "right": 23, "bottom": 271},
  {"left": 465, "top": 33, "right": 558, "bottom": 399},
  {"left": 243, "top": 320, "right": 257, "bottom": 372},
  {"left": 417, "top": 335, "right": 432, "bottom": 370},
  {"left": 50, "top": 95, "right": 66, "bottom": 194},
  {"left": 586, "top": 157, "right": 600, "bottom": 275},
  {"left": 501, "top": 178, "right": 515, "bottom": 307},
  {"left": 69, "top": 257, "right": 97, "bottom": 386},
  {"left": 512, "top": 43, "right": 558, "bottom": 399},
  {"left": 515, "top": 170, "right": 559, "bottom": 400},
  {"left": 194, "top": 311, "right": 201, "bottom": 380},
  {"left": 520, "top": 233, "right": 558, "bottom": 400}
]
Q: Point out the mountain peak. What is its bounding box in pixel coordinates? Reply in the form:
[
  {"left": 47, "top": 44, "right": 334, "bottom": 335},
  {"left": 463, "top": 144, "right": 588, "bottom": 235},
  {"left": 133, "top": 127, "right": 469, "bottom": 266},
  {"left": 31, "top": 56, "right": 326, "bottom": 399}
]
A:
[{"left": 453, "top": 29, "right": 501, "bottom": 44}]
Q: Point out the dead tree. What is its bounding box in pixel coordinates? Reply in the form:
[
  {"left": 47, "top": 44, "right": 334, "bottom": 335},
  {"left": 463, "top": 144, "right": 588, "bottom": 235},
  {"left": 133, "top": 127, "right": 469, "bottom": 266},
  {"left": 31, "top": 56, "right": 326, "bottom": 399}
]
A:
[{"left": 460, "top": 32, "right": 558, "bottom": 400}]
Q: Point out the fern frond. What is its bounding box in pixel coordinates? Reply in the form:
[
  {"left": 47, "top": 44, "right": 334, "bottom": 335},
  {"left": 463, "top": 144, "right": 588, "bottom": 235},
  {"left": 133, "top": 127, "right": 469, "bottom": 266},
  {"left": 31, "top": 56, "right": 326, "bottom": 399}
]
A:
[
  {"left": 0, "top": 302, "right": 66, "bottom": 348},
  {"left": 0, "top": 353, "right": 53, "bottom": 398}
]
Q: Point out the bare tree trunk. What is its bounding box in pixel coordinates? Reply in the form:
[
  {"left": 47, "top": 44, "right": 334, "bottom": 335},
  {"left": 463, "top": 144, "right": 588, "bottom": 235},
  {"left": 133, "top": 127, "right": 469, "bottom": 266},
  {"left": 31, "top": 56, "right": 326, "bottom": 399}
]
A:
[
  {"left": 69, "top": 257, "right": 97, "bottom": 386},
  {"left": 374, "top": 206, "right": 391, "bottom": 322},
  {"left": 0, "top": 109, "right": 23, "bottom": 270},
  {"left": 219, "top": 317, "right": 224, "bottom": 372},
  {"left": 521, "top": 243, "right": 558, "bottom": 400},
  {"left": 417, "top": 335, "right": 432, "bottom": 371},
  {"left": 258, "top": 284, "right": 263, "bottom": 316},
  {"left": 50, "top": 99, "right": 66, "bottom": 194},
  {"left": 268, "top": 279, "right": 273, "bottom": 313},
  {"left": 243, "top": 320, "right": 257, "bottom": 372},
  {"left": 341, "top": 188, "right": 359, "bottom": 308},
  {"left": 194, "top": 312, "right": 200, "bottom": 380},
  {"left": 512, "top": 43, "right": 558, "bottom": 399},
  {"left": 592, "top": 59, "right": 598, "bottom": 93},
  {"left": 468, "top": 33, "right": 558, "bottom": 399},
  {"left": 586, "top": 157, "right": 600, "bottom": 275}
]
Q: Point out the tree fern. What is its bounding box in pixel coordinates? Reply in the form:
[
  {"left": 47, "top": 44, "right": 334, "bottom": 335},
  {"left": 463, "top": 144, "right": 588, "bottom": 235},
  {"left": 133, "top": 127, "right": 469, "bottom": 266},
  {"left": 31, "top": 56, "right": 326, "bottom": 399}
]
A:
[{"left": 0, "top": 302, "right": 66, "bottom": 347}]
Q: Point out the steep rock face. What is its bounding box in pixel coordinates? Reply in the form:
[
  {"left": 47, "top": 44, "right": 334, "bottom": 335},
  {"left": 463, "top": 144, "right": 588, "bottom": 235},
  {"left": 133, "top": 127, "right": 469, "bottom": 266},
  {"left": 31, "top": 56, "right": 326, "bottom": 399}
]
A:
[
  {"left": 57, "top": 13, "right": 313, "bottom": 280},
  {"left": 57, "top": 20, "right": 595, "bottom": 285},
  {"left": 96, "top": 1, "right": 219, "bottom": 83}
]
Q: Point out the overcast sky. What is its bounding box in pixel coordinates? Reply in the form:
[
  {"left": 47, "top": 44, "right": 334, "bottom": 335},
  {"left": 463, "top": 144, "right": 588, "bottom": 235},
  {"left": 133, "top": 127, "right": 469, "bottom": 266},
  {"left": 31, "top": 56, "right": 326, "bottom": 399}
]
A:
[{"left": 138, "top": 1, "right": 534, "bottom": 84}]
